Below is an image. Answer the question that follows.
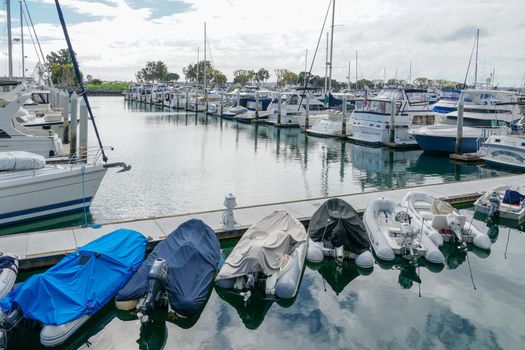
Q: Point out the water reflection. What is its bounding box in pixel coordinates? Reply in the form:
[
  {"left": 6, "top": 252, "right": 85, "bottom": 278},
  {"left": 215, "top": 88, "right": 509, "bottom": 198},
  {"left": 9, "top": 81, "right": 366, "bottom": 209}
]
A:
[{"left": 306, "top": 259, "right": 370, "bottom": 295}]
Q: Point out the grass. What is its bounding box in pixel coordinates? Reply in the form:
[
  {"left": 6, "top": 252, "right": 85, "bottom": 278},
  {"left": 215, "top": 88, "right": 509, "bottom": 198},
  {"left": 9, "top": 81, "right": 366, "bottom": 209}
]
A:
[{"left": 85, "top": 82, "right": 131, "bottom": 90}]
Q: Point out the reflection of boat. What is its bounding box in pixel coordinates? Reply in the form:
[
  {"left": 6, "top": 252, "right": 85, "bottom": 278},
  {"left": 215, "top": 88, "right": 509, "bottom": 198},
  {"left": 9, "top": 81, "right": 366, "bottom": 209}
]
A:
[
  {"left": 306, "top": 198, "right": 374, "bottom": 268},
  {"left": 115, "top": 219, "right": 221, "bottom": 321},
  {"left": 376, "top": 256, "right": 444, "bottom": 289},
  {"left": 214, "top": 286, "right": 295, "bottom": 330},
  {"left": 474, "top": 185, "right": 525, "bottom": 223},
  {"left": 0, "top": 229, "right": 146, "bottom": 348},
  {"left": 403, "top": 192, "right": 491, "bottom": 250},
  {"left": 306, "top": 259, "right": 369, "bottom": 295},
  {"left": 364, "top": 198, "right": 444, "bottom": 264},
  {"left": 216, "top": 211, "right": 307, "bottom": 300}
]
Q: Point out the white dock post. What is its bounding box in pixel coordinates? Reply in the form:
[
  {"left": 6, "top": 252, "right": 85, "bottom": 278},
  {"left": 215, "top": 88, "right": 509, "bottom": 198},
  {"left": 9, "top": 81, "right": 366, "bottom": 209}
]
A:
[
  {"left": 61, "top": 90, "right": 70, "bottom": 144},
  {"left": 223, "top": 193, "right": 237, "bottom": 230},
  {"left": 69, "top": 92, "right": 78, "bottom": 157},
  {"left": 455, "top": 94, "right": 465, "bottom": 154},
  {"left": 185, "top": 88, "right": 189, "bottom": 110},
  {"left": 389, "top": 96, "right": 396, "bottom": 144},
  {"left": 79, "top": 98, "right": 88, "bottom": 162},
  {"left": 176, "top": 91, "right": 180, "bottom": 109},
  {"left": 220, "top": 91, "right": 225, "bottom": 116},
  {"left": 305, "top": 93, "right": 310, "bottom": 130},
  {"left": 255, "top": 92, "right": 260, "bottom": 119},
  {"left": 341, "top": 95, "right": 347, "bottom": 136}
]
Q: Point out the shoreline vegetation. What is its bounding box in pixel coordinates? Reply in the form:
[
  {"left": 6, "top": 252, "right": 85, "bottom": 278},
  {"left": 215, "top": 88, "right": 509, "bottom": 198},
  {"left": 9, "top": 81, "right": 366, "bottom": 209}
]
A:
[{"left": 84, "top": 83, "right": 129, "bottom": 96}]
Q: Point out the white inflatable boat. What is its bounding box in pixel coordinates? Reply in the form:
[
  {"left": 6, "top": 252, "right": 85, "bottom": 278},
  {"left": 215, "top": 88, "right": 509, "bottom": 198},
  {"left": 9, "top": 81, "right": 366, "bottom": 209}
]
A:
[
  {"left": 215, "top": 211, "right": 307, "bottom": 300},
  {"left": 306, "top": 198, "right": 374, "bottom": 269},
  {"left": 363, "top": 198, "right": 444, "bottom": 264},
  {"left": 403, "top": 192, "right": 491, "bottom": 250},
  {"left": 0, "top": 254, "right": 18, "bottom": 299},
  {"left": 474, "top": 185, "right": 525, "bottom": 223}
]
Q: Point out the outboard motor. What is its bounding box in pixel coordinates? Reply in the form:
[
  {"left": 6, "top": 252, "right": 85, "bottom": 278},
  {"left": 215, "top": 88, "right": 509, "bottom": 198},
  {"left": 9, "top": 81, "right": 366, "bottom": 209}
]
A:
[
  {"left": 488, "top": 192, "right": 500, "bottom": 219},
  {"left": 446, "top": 215, "right": 467, "bottom": 250},
  {"left": 0, "top": 305, "right": 24, "bottom": 349},
  {"left": 139, "top": 258, "right": 168, "bottom": 323},
  {"left": 400, "top": 223, "right": 418, "bottom": 265}
]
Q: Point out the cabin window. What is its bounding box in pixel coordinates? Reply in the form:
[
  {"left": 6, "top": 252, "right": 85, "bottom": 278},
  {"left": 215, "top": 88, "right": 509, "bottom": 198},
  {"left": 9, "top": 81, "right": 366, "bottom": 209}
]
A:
[
  {"left": 495, "top": 139, "right": 501, "bottom": 143},
  {"left": 0, "top": 130, "right": 11, "bottom": 138}
]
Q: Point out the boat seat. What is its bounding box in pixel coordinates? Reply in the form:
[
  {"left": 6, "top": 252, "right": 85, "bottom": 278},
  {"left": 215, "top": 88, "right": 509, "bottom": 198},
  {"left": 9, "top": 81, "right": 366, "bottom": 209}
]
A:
[
  {"left": 431, "top": 214, "right": 466, "bottom": 229},
  {"left": 499, "top": 203, "right": 524, "bottom": 212}
]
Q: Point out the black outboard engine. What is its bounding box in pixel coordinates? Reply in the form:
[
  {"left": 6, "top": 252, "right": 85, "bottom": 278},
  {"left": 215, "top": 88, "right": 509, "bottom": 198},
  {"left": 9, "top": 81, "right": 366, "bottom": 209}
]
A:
[
  {"left": 139, "top": 258, "right": 168, "bottom": 323},
  {"left": 0, "top": 305, "right": 24, "bottom": 350},
  {"left": 488, "top": 192, "right": 500, "bottom": 220}
]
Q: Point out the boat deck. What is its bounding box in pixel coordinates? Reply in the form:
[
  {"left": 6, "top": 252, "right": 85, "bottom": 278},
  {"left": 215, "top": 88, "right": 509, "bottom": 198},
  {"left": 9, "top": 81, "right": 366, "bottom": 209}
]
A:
[{"left": 3, "top": 173, "right": 525, "bottom": 270}]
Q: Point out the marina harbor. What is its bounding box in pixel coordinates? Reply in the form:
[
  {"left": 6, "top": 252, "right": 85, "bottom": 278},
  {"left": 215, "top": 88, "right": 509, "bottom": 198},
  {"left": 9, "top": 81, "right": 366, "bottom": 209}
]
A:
[{"left": 1, "top": 0, "right": 525, "bottom": 349}]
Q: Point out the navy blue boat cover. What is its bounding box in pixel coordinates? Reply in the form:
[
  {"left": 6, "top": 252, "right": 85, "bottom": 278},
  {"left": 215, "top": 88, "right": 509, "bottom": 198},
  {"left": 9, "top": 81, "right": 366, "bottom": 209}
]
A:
[
  {"left": 116, "top": 219, "right": 221, "bottom": 317},
  {"left": 503, "top": 190, "right": 525, "bottom": 206},
  {"left": 0, "top": 229, "right": 147, "bottom": 325}
]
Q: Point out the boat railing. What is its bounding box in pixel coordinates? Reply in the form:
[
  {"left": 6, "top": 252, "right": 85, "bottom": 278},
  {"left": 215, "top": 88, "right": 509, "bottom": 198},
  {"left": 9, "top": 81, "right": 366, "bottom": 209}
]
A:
[{"left": 66, "top": 146, "right": 114, "bottom": 166}]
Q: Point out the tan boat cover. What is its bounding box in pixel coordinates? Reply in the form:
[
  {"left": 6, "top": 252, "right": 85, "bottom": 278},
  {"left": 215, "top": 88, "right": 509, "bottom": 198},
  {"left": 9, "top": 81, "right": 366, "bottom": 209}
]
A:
[
  {"left": 431, "top": 200, "right": 454, "bottom": 215},
  {"left": 216, "top": 211, "right": 306, "bottom": 280}
]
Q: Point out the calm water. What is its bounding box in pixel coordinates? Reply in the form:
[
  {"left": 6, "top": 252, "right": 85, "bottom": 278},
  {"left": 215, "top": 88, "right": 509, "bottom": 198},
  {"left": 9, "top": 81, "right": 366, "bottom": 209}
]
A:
[
  {"left": 6, "top": 211, "right": 525, "bottom": 349},
  {"left": 3, "top": 98, "right": 525, "bottom": 349},
  {"left": 0, "top": 97, "right": 515, "bottom": 234}
]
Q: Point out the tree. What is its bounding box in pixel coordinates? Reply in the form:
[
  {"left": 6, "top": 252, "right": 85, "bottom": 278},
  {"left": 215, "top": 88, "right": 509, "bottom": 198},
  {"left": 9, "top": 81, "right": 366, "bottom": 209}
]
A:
[
  {"left": 91, "top": 78, "right": 103, "bottom": 85},
  {"left": 233, "top": 69, "right": 251, "bottom": 86},
  {"left": 183, "top": 61, "right": 226, "bottom": 87},
  {"left": 166, "top": 72, "right": 180, "bottom": 81},
  {"left": 135, "top": 61, "right": 172, "bottom": 82},
  {"left": 413, "top": 77, "right": 431, "bottom": 89},
  {"left": 209, "top": 69, "right": 227, "bottom": 86},
  {"left": 254, "top": 68, "right": 270, "bottom": 85},
  {"left": 46, "top": 49, "right": 82, "bottom": 88},
  {"left": 275, "top": 69, "right": 298, "bottom": 87}
]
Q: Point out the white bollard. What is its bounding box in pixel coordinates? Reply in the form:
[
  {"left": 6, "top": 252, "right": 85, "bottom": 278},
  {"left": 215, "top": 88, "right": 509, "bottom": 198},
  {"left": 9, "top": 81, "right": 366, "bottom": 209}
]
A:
[
  {"left": 61, "top": 90, "right": 70, "bottom": 144},
  {"left": 222, "top": 193, "right": 237, "bottom": 230},
  {"left": 79, "top": 98, "right": 88, "bottom": 162},
  {"left": 69, "top": 92, "right": 78, "bottom": 157}
]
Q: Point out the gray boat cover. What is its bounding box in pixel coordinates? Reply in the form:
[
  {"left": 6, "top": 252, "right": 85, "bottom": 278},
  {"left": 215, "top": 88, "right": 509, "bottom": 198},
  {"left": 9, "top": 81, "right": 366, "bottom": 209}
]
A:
[
  {"left": 216, "top": 211, "right": 306, "bottom": 280},
  {"left": 308, "top": 198, "right": 370, "bottom": 254}
]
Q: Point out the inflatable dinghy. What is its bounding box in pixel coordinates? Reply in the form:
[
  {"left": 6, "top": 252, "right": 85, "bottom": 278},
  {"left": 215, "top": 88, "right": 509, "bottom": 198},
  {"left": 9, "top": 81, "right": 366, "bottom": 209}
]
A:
[
  {"left": 306, "top": 198, "right": 374, "bottom": 268},
  {"left": 364, "top": 198, "right": 444, "bottom": 264},
  {"left": 0, "top": 254, "right": 18, "bottom": 300},
  {"left": 403, "top": 192, "right": 491, "bottom": 250},
  {"left": 474, "top": 185, "right": 525, "bottom": 223},
  {"left": 215, "top": 211, "right": 307, "bottom": 300},
  {"left": 0, "top": 229, "right": 146, "bottom": 348},
  {"left": 115, "top": 219, "right": 221, "bottom": 321}
]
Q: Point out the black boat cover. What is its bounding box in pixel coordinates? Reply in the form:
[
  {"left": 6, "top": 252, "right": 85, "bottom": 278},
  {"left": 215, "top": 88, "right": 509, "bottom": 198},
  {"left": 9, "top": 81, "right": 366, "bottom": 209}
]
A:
[
  {"left": 116, "top": 219, "right": 221, "bottom": 317},
  {"left": 308, "top": 198, "right": 370, "bottom": 254}
]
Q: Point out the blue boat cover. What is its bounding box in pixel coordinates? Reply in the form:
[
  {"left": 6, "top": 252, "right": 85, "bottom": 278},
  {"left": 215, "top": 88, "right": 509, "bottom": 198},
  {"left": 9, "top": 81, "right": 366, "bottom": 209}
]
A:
[
  {"left": 503, "top": 190, "right": 525, "bottom": 206},
  {"left": 0, "top": 229, "right": 147, "bottom": 325},
  {"left": 116, "top": 219, "right": 221, "bottom": 317}
]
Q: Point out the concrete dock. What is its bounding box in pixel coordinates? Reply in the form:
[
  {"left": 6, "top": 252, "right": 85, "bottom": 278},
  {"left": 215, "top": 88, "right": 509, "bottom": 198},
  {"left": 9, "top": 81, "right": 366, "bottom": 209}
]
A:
[{"left": 3, "top": 173, "right": 524, "bottom": 270}]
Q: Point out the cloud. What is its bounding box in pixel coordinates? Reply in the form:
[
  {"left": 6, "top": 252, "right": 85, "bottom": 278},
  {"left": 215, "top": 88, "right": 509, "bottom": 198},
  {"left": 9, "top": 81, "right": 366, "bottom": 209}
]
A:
[{"left": 3, "top": 0, "right": 525, "bottom": 86}]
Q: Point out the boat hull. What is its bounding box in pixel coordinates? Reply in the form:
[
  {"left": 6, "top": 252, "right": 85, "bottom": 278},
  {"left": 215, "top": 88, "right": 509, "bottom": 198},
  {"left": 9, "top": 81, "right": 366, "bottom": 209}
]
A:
[
  {"left": 413, "top": 134, "right": 481, "bottom": 153},
  {"left": 0, "top": 165, "right": 107, "bottom": 226}
]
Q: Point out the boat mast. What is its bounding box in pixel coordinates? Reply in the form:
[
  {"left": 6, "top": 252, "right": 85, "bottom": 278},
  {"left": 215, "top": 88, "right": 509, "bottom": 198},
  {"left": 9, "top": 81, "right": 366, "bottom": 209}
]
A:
[
  {"left": 409, "top": 61, "right": 412, "bottom": 85},
  {"left": 203, "top": 22, "right": 207, "bottom": 104},
  {"left": 304, "top": 49, "right": 308, "bottom": 83},
  {"left": 474, "top": 28, "right": 479, "bottom": 88},
  {"left": 20, "top": 0, "right": 25, "bottom": 79},
  {"left": 328, "top": 0, "right": 335, "bottom": 92},
  {"left": 324, "top": 32, "right": 329, "bottom": 96},
  {"left": 6, "top": 0, "right": 13, "bottom": 78},
  {"left": 355, "top": 51, "right": 358, "bottom": 93},
  {"left": 347, "top": 60, "right": 350, "bottom": 91},
  {"left": 196, "top": 46, "right": 199, "bottom": 93}
]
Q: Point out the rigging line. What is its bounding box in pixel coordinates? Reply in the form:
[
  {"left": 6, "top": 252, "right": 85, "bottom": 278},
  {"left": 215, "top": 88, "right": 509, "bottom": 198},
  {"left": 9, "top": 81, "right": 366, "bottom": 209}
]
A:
[
  {"left": 504, "top": 226, "right": 511, "bottom": 260},
  {"left": 462, "top": 32, "right": 478, "bottom": 89},
  {"left": 23, "top": 0, "right": 46, "bottom": 65},
  {"left": 297, "top": 0, "right": 333, "bottom": 111},
  {"left": 22, "top": 9, "right": 42, "bottom": 67},
  {"left": 206, "top": 36, "right": 214, "bottom": 68},
  {"left": 54, "top": 0, "right": 108, "bottom": 162},
  {"left": 465, "top": 252, "right": 477, "bottom": 290}
]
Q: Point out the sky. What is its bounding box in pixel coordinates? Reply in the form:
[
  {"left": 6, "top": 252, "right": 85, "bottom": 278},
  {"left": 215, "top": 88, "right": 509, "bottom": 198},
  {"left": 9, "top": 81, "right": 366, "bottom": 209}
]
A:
[{"left": 1, "top": 0, "right": 524, "bottom": 86}]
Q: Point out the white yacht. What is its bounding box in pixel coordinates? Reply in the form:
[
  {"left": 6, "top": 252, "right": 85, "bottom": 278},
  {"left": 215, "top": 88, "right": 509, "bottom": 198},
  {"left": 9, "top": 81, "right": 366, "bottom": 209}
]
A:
[
  {"left": 0, "top": 93, "right": 63, "bottom": 158},
  {"left": 266, "top": 92, "right": 327, "bottom": 127},
  {"left": 350, "top": 88, "right": 435, "bottom": 146},
  {"left": 305, "top": 111, "right": 351, "bottom": 138},
  {"left": 480, "top": 133, "right": 525, "bottom": 171}
]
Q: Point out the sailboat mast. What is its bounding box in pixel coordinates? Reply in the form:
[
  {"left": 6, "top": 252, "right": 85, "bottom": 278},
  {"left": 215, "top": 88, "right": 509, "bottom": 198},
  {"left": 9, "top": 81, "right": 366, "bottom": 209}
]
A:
[
  {"left": 355, "top": 51, "right": 358, "bottom": 93},
  {"left": 328, "top": 0, "right": 335, "bottom": 92},
  {"left": 6, "top": 0, "right": 13, "bottom": 78},
  {"left": 474, "top": 28, "right": 479, "bottom": 88},
  {"left": 203, "top": 22, "right": 207, "bottom": 98},
  {"left": 324, "top": 32, "right": 329, "bottom": 96},
  {"left": 409, "top": 61, "right": 412, "bottom": 85},
  {"left": 20, "top": 0, "right": 25, "bottom": 79},
  {"left": 196, "top": 46, "right": 199, "bottom": 92},
  {"left": 347, "top": 60, "right": 351, "bottom": 91}
]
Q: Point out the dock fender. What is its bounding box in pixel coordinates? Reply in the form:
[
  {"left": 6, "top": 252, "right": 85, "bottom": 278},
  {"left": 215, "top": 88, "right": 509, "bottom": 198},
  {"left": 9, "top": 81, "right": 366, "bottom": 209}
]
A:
[{"left": 355, "top": 251, "right": 374, "bottom": 269}]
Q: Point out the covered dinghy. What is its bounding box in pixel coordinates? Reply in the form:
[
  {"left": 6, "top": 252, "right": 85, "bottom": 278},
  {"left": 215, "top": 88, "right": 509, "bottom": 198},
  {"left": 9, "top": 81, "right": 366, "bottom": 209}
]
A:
[
  {"left": 0, "top": 229, "right": 146, "bottom": 347},
  {"left": 216, "top": 211, "right": 307, "bottom": 299},
  {"left": 115, "top": 219, "right": 221, "bottom": 318},
  {"left": 306, "top": 198, "right": 374, "bottom": 268}
]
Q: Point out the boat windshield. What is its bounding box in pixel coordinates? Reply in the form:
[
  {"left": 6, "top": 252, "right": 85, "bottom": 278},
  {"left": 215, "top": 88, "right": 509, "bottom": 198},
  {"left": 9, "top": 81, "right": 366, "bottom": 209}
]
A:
[
  {"left": 365, "top": 100, "right": 402, "bottom": 114},
  {"left": 406, "top": 91, "right": 429, "bottom": 104},
  {"left": 376, "top": 89, "right": 403, "bottom": 100}
]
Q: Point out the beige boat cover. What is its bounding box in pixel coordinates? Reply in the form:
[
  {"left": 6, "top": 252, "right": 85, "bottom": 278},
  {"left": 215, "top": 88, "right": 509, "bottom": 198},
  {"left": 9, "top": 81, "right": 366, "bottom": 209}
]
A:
[
  {"left": 431, "top": 199, "right": 454, "bottom": 215},
  {"left": 216, "top": 211, "right": 306, "bottom": 280}
]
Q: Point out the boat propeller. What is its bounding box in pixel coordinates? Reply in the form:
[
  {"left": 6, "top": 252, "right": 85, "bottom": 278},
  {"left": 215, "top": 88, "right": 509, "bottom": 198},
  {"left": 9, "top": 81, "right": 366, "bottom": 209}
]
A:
[
  {"left": 447, "top": 215, "right": 467, "bottom": 250},
  {"left": 139, "top": 258, "right": 168, "bottom": 323},
  {"left": 400, "top": 223, "right": 418, "bottom": 266},
  {"left": 487, "top": 191, "right": 501, "bottom": 222},
  {"left": 0, "top": 329, "right": 6, "bottom": 350}
]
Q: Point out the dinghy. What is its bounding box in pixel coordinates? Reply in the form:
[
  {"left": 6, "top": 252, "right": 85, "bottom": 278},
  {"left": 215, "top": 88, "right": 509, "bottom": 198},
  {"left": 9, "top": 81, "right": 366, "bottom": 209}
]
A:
[
  {"left": 0, "top": 254, "right": 18, "bottom": 299},
  {"left": 115, "top": 219, "right": 221, "bottom": 321},
  {"left": 402, "top": 192, "right": 491, "bottom": 250},
  {"left": 306, "top": 198, "right": 374, "bottom": 269},
  {"left": 363, "top": 198, "right": 444, "bottom": 264},
  {"left": 215, "top": 211, "right": 307, "bottom": 300},
  {"left": 0, "top": 229, "right": 146, "bottom": 348},
  {"left": 474, "top": 185, "right": 525, "bottom": 223}
]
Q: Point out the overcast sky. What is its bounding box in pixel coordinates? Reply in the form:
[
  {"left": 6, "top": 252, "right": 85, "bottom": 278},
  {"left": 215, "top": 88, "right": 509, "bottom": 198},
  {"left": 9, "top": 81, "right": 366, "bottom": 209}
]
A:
[{"left": 1, "top": 0, "right": 524, "bottom": 86}]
